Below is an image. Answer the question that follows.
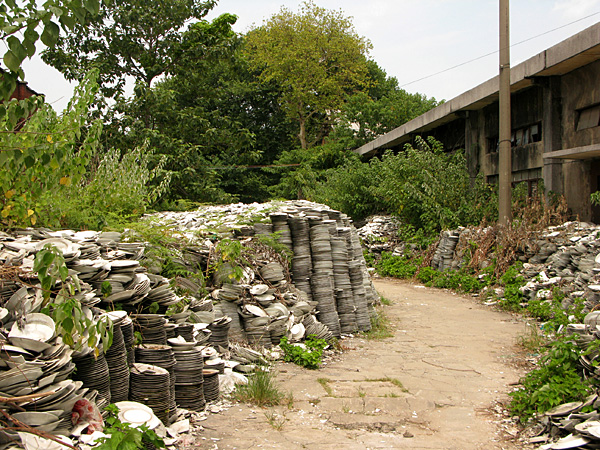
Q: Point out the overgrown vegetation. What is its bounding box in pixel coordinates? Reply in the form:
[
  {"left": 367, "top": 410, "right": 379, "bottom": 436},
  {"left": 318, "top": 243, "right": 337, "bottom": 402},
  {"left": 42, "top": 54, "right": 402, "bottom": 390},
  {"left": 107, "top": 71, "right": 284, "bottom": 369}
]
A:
[
  {"left": 279, "top": 335, "right": 328, "bottom": 370},
  {"left": 97, "top": 404, "right": 165, "bottom": 450},
  {"left": 510, "top": 336, "right": 594, "bottom": 421}
]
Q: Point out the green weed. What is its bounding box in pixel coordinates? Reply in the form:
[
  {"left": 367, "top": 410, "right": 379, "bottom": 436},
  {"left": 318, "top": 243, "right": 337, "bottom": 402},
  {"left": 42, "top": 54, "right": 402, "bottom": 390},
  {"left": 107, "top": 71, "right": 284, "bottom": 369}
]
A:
[{"left": 233, "top": 369, "right": 288, "bottom": 407}]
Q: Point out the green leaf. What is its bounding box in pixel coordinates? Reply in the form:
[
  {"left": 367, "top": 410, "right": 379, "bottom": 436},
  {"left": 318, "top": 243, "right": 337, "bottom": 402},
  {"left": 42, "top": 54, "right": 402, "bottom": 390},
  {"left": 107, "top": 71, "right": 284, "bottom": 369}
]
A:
[
  {"left": 7, "top": 36, "right": 27, "bottom": 63},
  {"left": 40, "top": 21, "right": 60, "bottom": 47},
  {"left": 3, "top": 50, "right": 20, "bottom": 73},
  {"left": 24, "top": 155, "right": 35, "bottom": 168},
  {"left": 83, "top": 0, "right": 100, "bottom": 16}
]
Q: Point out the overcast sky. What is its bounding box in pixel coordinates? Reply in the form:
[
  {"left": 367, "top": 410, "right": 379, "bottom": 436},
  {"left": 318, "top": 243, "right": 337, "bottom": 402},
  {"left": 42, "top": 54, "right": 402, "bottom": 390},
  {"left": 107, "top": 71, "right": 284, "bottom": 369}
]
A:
[{"left": 21, "top": 0, "right": 600, "bottom": 111}]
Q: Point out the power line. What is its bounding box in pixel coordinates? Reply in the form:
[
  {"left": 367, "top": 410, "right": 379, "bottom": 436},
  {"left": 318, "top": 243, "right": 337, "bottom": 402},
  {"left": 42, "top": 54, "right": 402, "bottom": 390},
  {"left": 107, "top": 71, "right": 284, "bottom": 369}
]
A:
[{"left": 399, "top": 11, "right": 600, "bottom": 89}]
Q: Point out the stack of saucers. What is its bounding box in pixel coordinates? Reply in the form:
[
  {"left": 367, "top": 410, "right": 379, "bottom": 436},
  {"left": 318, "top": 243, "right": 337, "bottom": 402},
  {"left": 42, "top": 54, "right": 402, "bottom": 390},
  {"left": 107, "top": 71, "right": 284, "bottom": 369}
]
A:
[
  {"left": 270, "top": 212, "right": 293, "bottom": 251},
  {"left": 216, "top": 301, "right": 244, "bottom": 341},
  {"left": 120, "top": 317, "right": 136, "bottom": 367},
  {"left": 208, "top": 316, "right": 232, "bottom": 350},
  {"left": 349, "top": 261, "right": 371, "bottom": 332},
  {"left": 202, "top": 369, "right": 220, "bottom": 403},
  {"left": 134, "top": 345, "right": 176, "bottom": 424},
  {"left": 131, "top": 314, "right": 167, "bottom": 345},
  {"left": 259, "top": 262, "right": 285, "bottom": 284},
  {"left": 175, "top": 323, "right": 194, "bottom": 342},
  {"left": 173, "top": 348, "right": 205, "bottom": 411},
  {"left": 129, "top": 363, "right": 171, "bottom": 426},
  {"left": 104, "top": 322, "right": 130, "bottom": 402},
  {"left": 72, "top": 347, "right": 111, "bottom": 405}
]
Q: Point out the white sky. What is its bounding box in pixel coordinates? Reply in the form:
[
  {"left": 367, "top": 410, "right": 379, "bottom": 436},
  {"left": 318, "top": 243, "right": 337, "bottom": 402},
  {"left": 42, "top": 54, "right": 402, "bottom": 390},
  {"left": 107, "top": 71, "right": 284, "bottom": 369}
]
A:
[{"left": 21, "top": 0, "right": 600, "bottom": 111}]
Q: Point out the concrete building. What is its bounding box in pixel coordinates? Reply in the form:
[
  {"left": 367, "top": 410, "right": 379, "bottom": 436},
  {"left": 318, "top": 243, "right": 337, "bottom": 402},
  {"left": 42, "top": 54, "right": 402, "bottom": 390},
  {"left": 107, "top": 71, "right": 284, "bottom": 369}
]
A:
[{"left": 355, "top": 23, "right": 600, "bottom": 222}]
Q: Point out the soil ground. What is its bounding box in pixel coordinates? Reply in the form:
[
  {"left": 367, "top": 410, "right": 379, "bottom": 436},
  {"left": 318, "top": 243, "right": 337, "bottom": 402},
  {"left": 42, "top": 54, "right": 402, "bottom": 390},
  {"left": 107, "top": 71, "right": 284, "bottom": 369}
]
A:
[{"left": 185, "top": 279, "right": 531, "bottom": 450}]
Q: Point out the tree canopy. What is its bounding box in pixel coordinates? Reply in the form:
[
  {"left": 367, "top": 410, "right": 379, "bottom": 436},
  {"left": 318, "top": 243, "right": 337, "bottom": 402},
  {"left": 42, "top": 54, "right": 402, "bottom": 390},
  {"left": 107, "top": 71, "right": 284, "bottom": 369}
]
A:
[
  {"left": 41, "top": 0, "right": 218, "bottom": 99},
  {"left": 244, "top": 1, "right": 372, "bottom": 149}
]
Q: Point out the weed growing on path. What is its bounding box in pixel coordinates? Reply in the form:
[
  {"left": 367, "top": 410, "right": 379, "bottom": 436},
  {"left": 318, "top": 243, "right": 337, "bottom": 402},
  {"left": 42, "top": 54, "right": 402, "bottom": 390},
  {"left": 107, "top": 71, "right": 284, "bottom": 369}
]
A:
[
  {"left": 317, "top": 378, "right": 334, "bottom": 396},
  {"left": 363, "top": 308, "right": 394, "bottom": 340},
  {"left": 264, "top": 410, "right": 287, "bottom": 431},
  {"left": 233, "top": 369, "right": 289, "bottom": 407}
]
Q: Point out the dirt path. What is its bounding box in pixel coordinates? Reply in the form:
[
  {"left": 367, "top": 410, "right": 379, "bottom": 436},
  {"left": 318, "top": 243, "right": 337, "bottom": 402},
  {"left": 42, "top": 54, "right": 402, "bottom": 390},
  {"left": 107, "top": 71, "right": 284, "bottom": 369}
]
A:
[{"left": 190, "top": 279, "right": 528, "bottom": 450}]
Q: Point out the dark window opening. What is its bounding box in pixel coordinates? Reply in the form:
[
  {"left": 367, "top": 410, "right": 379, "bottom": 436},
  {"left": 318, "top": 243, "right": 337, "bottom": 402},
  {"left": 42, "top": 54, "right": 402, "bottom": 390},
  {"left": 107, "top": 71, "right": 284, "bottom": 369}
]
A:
[
  {"left": 577, "top": 104, "right": 600, "bottom": 131},
  {"left": 487, "top": 123, "right": 542, "bottom": 154}
]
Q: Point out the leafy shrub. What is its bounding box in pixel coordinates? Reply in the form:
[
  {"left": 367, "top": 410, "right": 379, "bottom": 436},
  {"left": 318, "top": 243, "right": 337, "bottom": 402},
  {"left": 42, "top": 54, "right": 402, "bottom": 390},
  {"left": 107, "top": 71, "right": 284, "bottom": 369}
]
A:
[
  {"left": 279, "top": 335, "right": 327, "bottom": 369},
  {"left": 498, "top": 263, "right": 525, "bottom": 311},
  {"left": 97, "top": 404, "right": 165, "bottom": 450},
  {"left": 311, "top": 136, "right": 497, "bottom": 236},
  {"left": 0, "top": 73, "right": 100, "bottom": 228},
  {"left": 510, "top": 337, "right": 593, "bottom": 421},
  {"left": 376, "top": 252, "right": 422, "bottom": 279},
  {"left": 55, "top": 144, "right": 170, "bottom": 229}
]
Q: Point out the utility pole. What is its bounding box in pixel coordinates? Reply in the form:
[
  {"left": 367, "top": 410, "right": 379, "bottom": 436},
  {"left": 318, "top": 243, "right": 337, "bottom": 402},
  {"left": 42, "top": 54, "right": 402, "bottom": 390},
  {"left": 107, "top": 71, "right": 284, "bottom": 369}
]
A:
[{"left": 498, "top": 0, "right": 512, "bottom": 225}]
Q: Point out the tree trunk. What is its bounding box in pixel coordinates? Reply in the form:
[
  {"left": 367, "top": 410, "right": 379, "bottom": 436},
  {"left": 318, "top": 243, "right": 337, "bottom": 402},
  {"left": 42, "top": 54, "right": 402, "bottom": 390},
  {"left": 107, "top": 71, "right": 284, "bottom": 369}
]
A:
[{"left": 298, "top": 117, "right": 308, "bottom": 150}]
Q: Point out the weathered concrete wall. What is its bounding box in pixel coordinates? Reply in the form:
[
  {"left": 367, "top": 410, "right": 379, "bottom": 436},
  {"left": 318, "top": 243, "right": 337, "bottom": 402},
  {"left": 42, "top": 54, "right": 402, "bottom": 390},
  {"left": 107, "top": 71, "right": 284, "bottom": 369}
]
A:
[
  {"left": 561, "top": 60, "right": 600, "bottom": 149},
  {"left": 477, "top": 86, "right": 544, "bottom": 180}
]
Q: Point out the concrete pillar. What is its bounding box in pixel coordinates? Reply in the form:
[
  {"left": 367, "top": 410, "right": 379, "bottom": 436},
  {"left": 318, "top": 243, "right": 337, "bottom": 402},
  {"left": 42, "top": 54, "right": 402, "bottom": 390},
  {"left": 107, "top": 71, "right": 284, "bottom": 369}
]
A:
[
  {"left": 540, "top": 76, "right": 563, "bottom": 195},
  {"left": 564, "top": 160, "right": 591, "bottom": 221}
]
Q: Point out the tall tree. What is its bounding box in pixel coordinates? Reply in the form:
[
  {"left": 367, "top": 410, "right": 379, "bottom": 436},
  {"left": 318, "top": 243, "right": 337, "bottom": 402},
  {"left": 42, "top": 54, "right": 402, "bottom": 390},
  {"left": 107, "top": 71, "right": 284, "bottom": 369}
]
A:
[
  {"left": 244, "top": 1, "right": 371, "bottom": 150},
  {"left": 41, "top": 0, "right": 217, "bottom": 99}
]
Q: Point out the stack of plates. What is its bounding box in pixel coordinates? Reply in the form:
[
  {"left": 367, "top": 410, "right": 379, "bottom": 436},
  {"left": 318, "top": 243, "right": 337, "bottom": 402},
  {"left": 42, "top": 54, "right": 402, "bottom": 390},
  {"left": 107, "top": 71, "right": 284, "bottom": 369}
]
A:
[
  {"left": 302, "top": 314, "right": 333, "bottom": 343},
  {"left": 218, "top": 284, "right": 244, "bottom": 302},
  {"left": 310, "top": 272, "right": 341, "bottom": 338},
  {"left": 208, "top": 316, "right": 232, "bottom": 350},
  {"left": 132, "top": 314, "right": 167, "bottom": 345},
  {"left": 72, "top": 348, "right": 111, "bottom": 404},
  {"left": 204, "top": 357, "right": 225, "bottom": 374},
  {"left": 269, "top": 317, "right": 287, "bottom": 345},
  {"left": 331, "top": 237, "right": 357, "bottom": 333},
  {"left": 144, "top": 275, "right": 179, "bottom": 314},
  {"left": 129, "top": 363, "right": 171, "bottom": 426},
  {"left": 322, "top": 219, "right": 338, "bottom": 237},
  {"left": 134, "top": 345, "right": 176, "bottom": 424},
  {"left": 216, "top": 302, "right": 244, "bottom": 341},
  {"left": 22, "top": 379, "right": 85, "bottom": 415},
  {"left": 173, "top": 348, "right": 205, "bottom": 411},
  {"left": 189, "top": 297, "right": 214, "bottom": 312},
  {"left": 120, "top": 317, "right": 136, "bottom": 367},
  {"left": 270, "top": 212, "right": 293, "bottom": 251},
  {"left": 202, "top": 369, "right": 220, "bottom": 403},
  {"left": 349, "top": 261, "right": 371, "bottom": 332},
  {"left": 195, "top": 327, "right": 211, "bottom": 345},
  {"left": 175, "top": 323, "right": 194, "bottom": 341},
  {"left": 105, "top": 324, "right": 130, "bottom": 402},
  {"left": 253, "top": 223, "right": 273, "bottom": 236},
  {"left": 259, "top": 262, "right": 285, "bottom": 284}
]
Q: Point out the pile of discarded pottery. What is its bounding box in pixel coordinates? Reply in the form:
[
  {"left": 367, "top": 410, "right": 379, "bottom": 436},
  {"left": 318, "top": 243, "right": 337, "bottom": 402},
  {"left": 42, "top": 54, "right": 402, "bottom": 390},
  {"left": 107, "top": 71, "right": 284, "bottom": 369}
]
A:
[
  {"left": 0, "top": 200, "right": 379, "bottom": 449},
  {"left": 522, "top": 311, "right": 600, "bottom": 449},
  {"left": 150, "top": 200, "right": 379, "bottom": 337}
]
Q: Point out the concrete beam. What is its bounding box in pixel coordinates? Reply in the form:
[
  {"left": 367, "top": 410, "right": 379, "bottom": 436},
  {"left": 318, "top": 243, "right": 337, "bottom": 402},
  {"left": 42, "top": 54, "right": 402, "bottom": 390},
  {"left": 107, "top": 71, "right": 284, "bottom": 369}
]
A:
[
  {"left": 543, "top": 143, "right": 600, "bottom": 159},
  {"left": 355, "top": 22, "right": 600, "bottom": 158}
]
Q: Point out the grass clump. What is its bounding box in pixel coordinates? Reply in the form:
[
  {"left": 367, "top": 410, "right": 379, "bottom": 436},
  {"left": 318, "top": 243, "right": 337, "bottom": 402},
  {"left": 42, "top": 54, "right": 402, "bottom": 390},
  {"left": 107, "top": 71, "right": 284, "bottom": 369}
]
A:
[
  {"left": 363, "top": 308, "right": 394, "bottom": 340},
  {"left": 233, "top": 368, "right": 288, "bottom": 407},
  {"left": 317, "top": 377, "right": 334, "bottom": 396}
]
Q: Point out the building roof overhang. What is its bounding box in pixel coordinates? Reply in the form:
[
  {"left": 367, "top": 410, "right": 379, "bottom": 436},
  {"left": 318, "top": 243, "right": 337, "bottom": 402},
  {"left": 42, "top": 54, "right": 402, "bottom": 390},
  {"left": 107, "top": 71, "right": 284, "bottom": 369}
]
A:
[{"left": 356, "top": 23, "right": 600, "bottom": 157}]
